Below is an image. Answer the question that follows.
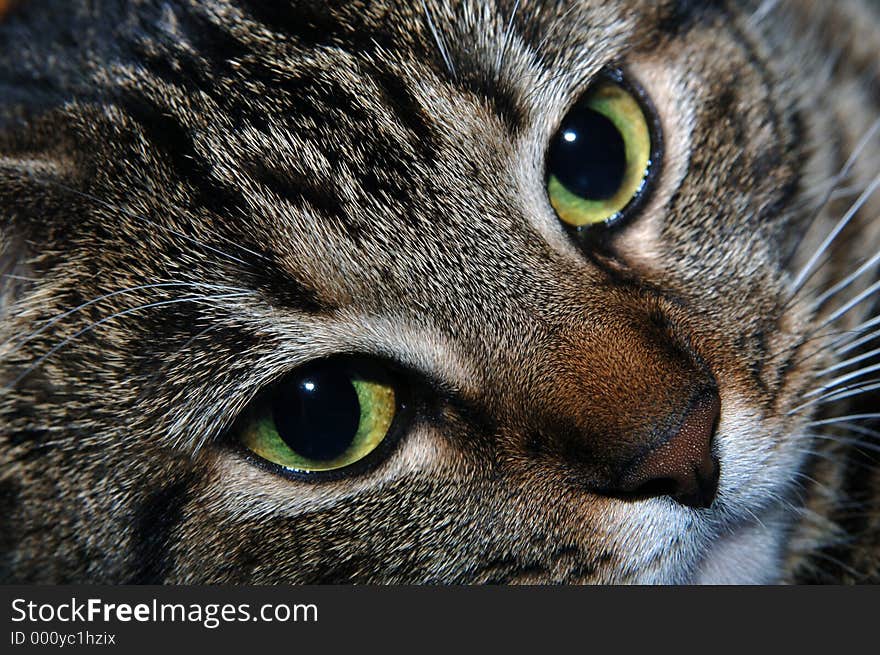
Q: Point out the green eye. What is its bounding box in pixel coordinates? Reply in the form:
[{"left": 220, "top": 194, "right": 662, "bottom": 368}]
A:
[
  {"left": 239, "top": 359, "right": 400, "bottom": 474},
  {"left": 547, "top": 78, "right": 655, "bottom": 227}
]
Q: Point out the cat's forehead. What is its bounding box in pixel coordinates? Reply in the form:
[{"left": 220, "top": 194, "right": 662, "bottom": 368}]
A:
[
  {"left": 102, "top": 0, "right": 788, "bottom": 287},
  {"left": 40, "top": 0, "right": 798, "bottom": 367}
]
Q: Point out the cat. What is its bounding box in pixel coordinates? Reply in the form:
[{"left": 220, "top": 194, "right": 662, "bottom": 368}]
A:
[{"left": 1, "top": 0, "right": 879, "bottom": 584}]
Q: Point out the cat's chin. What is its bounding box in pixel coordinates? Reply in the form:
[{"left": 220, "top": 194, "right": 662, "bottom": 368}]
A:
[
  {"left": 664, "top": 400, "right": 808, "bottom": 585},
  {"left": 688, "top": 506, "right": 792, "bottom": 585}
]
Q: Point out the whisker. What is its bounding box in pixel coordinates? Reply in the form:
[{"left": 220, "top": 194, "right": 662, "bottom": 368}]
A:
[
  {"left": 420, "top": 0, "right": 456, "bottom": 78},
  {"left": 766, "top": 327, "right": 853, "bottom": 371},
  {"left": 809, "top": 277, "right": 880, "bottom": 337},
  {"left": 758, "top": 486, "right": 808, "bottom": 520},
  {"left": 4, "top": 293, "right": 252, "bottom": 390},
  {"left": 787, "top": 435, "right": 880, "bottom": 475},
  {"left": 740, "top": 506, "right": 768, "bottom": 531},
  {"left": 782, "top": 115, "right": 880, "bottom": 299},
  {"left": 533, "top": 4, "right": 580, "bottom": 54},
  {"left": 804, "top": 361, "right": 880, "bottom": 399},
  {"left": 801, "top": 549, "right": 865, "bottom": 581},
  {"left": 805, "top": 430, "right": 880, "bottom": 450},
  {"left": 27, "top": 175, "right": 267, "bottom": 267},
  {"left": 790, "top": 379, "right": 880, "bottom": 415},
  {"left": 790, "top": 445, "right": 842, "bottom": 465},
  {"left": 145, "top": 323, "right": 226, "bottom": 384},
  {"left": 747, "top": 0, "right": 780, "bottom": 27},
  {"left": 790, "top": 170, "right": 880, "bottom": 295},
  {"left": 524, "top": 68, "right": 572, "bottom": 103},
  {"left": 495, "top": 0, "right": 521, "bottom": 75},
  {"left": 1, "top": 274, "right": 40, "bottom": 282},
  {"left": 810, "top": 412, "right": 880, "bottom": 428},
  {"left": 831, "top": 183, "right": 876, "bottom": 201},
  {"left": 764, "top": 317, "right": 880, "bottom": 374},
  {"left": 812, "top": 249, "right": 880, "bottom": 311},
  {"left": 841, "top": 116, "right": 880, "bottom": 173},
  {"left": 1, "top": 281, "right": 249, "bottom": 355},
  {"left": 833, "top": 318, "right": 880, "bottom": 356},
  {"left": 789, "top": 469, "right": 829, "bottom": 491},
  {"left": 816, "top": 345, "right": 880, "bottom": 378},
  {"left": 832, "top": 421, "right": 880, "bottom": 440}
]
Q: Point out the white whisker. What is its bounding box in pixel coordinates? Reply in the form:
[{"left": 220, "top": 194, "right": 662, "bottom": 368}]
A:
[
  {"left": 816, "top": 345, "right": 880, "bottom": 378},
  {"left": 813, "top": 277, "right": 880, "bottom": 334},
  {"left": 833, "top": 421, "right": 880, "bottom": 440},
  {"left": 5, "top": 293, "right": 252, "bottom": 390},
  {"left": 534, "top": 4, "right": 580, "bottom": 54},
  {"left": 782, "top": 316, "right": 880, "bottom": 374},
  {"left": 802, "top": 549, "right": 865, "bottom": 580},
  {"left": 841, "top": 116, "right": 880, "bottom": 176},
  {"left": 812, "top": 433, "right": 880, "bottom": 455},
  {"left": 1, "top": 281, "right": 249, "bottom": 355},
  {"left": 28, "top": 175, "right": 267, "bottom": 267},
  {"left": 834, "top": 319, "right": 880, "bottom": 356},
  {"left": 495, "top": 0, "right": 521, "bottom": 74},
  {"left": 782, "top": 116, "right": 880, "bottom": 292},
  {"left": 810, "top": 412, "right": 880, "bottom": 427},
  {"left": 1, "top": 274, "right": 40, "bottom": 282},
  {"left": 805, "top": 361, "right": 880, "bottom": 398},
  {"left": 420, "top": 0, "right": 456, "bottom": 78},
  {"left": 790, "top": 171, "right": 880, "bottom": 294},
  {"left": 813, "top": 248, "right": 880, "bottom": 310},
  {"left": 747, "top": 0, "right": 780, "bottom": 28},
  {"left": 790, "top": 379, "right": 880, "bottom": 415}
]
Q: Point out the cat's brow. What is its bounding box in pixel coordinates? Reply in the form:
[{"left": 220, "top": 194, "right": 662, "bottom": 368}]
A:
[{"left": 289, "top": 311, "right": 482, "bottom": 398}]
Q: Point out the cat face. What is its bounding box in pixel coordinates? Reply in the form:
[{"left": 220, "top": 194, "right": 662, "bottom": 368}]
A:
[{"left": 1, "top": 0, "right": 879, "bottom": 583}]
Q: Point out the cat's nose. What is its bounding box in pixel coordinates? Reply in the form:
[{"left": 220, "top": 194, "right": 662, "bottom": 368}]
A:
[{"left": 611, "top": 392, "right": 721, "bottom": 508}]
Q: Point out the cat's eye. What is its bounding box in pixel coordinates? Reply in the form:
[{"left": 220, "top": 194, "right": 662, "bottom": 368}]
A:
[
  {"left": 547, "top": 75, "right": 657, "bottom": 228},
  {"left": 237, "top": 358, "right": 404, "bottom": 476}
]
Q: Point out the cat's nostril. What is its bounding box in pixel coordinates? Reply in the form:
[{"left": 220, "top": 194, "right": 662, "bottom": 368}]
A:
[
  {"left": 629, "top": 476, "right": 680, "bottom": 500},
  {"left": 615, "top": 391, "right": 721, "bottom": 509}
]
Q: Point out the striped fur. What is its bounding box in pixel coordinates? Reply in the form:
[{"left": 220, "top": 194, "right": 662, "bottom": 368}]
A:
[{"left": 0, "top": 0, "right": 879, "bottom": 583}]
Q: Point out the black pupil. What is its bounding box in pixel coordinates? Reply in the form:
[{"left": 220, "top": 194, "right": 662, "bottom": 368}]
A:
[
  {"left": 271, "top": 366, "right": 361, "bottom": 462},
  {"left": 548, "top": 102, "right": 627, "bottom": 201}
]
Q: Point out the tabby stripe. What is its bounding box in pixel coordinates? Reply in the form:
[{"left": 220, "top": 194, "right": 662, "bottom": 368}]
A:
[
  {"left": 455, "top": 71, "right": 526, "bottom": 135},
  {"left": 256, "top": 274, "right": 335, "bottom": 319},
  {"left": 136, "top": 47, "right": 204, "bottom": 95},
  {"left": 228, "top": 59, "right": 373, "bottom": 140},
  {"left": 356, "top": 137, "right": 426, "bottom": 228},
  {"left": 137, "top": 4, "right": 254, "bottom": 93},
  {"left": 128, "top": 474, "right": 196, "bottom": 584},
  {"left": 725, "top": 19, "right": 805, "bottom": 224},
  {"left": 248, "top": 158, "right": 357, "bottom": 229},
  {"left": 234, "top": 0, "right": 344, "bottom": 45},
  {"left": 657, "top": 0, "right": 727, "bottom": 36},
  {"left": 119, "top": 94, "right": 245, "bottom": 220},
  {"left": 233, "top": 0, "right": 396, "bottom": 52},
  {"left": 175, "top": 5, "right": 253, "bottom": 72},
  {"left": 370, "top": 63, "right": 440, "bottom": 164},
  {"left": 115, "top": 97, "right": 327, "bottom": 314}
]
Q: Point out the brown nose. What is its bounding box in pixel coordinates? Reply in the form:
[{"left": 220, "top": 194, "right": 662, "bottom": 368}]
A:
[{"left": 612, "top": 392, "right": 721, "bottom": 508}]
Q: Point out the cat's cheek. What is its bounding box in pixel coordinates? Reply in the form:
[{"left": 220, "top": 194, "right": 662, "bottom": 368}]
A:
[
  {"left": 612, "top": 56, "right": 696, "bottom": 270},
  {"left": 195, "top": 425, "right": 451, "bottom": 520}
]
